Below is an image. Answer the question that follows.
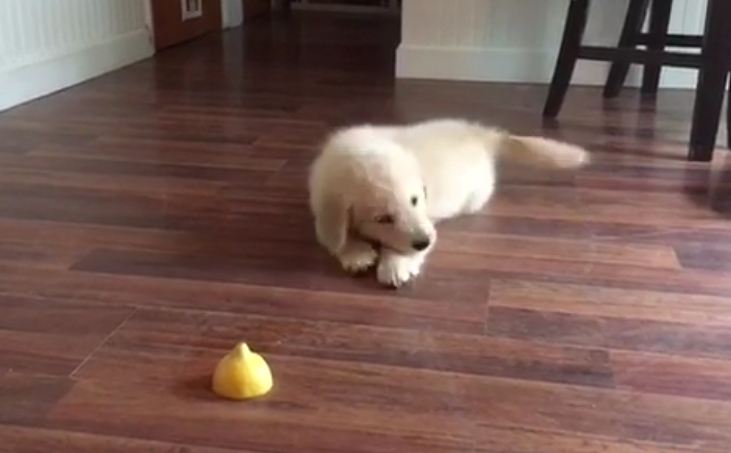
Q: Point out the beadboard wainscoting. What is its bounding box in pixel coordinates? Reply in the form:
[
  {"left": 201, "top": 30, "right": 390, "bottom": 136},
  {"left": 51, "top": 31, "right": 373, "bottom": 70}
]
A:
[
  {"left": 397, "top": 0, "right": 708, "bottom": 88},
  {"left": 0, "top": 0, "right": 155, "bottom": 111}
]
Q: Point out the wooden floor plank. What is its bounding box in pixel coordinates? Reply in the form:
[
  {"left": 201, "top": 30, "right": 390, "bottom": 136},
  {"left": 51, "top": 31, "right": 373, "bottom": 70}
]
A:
[
  {"left": 612, "top": 351, "right": 731, "bottom": 401},
  {"left": 70, "top": 248, "right": 492, "bottom": 308},
  {"left": 489, "top": 279, "right": 731, "bottom": 325},
  {"left": 0, "top": 296, "right": 133, "bottom": 375},
  {"left": 486, "top": 306, "right": 731, "bottom": 360},
  {"left": 0, "top": 425, "right": 253, "bottom": 453},
  {"left": 438, "top": 232, "right": 680, "bottom": 269},
  {"left": 0, "top": 263, "right": 487, "bottom": 334},
  {"left": 0, "top": 373, "right": 75, "bottom": 426}
]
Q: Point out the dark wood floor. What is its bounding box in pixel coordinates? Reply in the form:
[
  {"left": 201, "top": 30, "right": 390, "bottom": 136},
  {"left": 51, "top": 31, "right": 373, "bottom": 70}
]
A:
[{"left": 2, "top": 11, "right": 731, "bottom": 453}]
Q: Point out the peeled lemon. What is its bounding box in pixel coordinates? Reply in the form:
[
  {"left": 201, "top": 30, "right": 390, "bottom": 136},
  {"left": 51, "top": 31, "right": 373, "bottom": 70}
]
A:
[{"left": 212, "top": 342, "right": 273, "bottom": 400}]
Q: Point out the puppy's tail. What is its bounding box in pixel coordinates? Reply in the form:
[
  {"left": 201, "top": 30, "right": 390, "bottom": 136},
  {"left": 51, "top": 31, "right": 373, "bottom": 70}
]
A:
[{"left": 495, "top": 133, "right": 589, "bottom": 169}]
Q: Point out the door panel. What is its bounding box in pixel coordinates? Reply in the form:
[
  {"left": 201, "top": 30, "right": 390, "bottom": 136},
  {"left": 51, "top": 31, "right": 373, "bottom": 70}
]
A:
[
  {"left": 151, "top": 0, "right": 223, "bottom": 50},
  {"left": 243, "top": 0, "right": 271, "bottom": 22}
]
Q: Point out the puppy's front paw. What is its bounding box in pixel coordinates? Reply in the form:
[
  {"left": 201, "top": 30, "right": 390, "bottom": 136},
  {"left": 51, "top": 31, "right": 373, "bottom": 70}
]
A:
[
  {"left": 338, "top": 242, "right": 378, "bottom": 274},
  {"left": 377, "top": 254, "right": 422, "bottom": 288}
]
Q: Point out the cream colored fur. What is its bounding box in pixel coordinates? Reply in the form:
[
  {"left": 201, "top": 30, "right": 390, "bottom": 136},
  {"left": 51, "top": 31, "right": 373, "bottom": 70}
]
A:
[{"left": 308, "top": 118, "right": 588, "bottom": 287}]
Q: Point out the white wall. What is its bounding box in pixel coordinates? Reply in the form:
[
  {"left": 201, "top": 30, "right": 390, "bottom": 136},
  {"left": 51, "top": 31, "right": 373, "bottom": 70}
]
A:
[
  {"left": 397, "top": 0, "right": 708, "bottom": 88},
  {"left": 222, "top": 0, "right": 244, "bottom": 28},
  {"left": 0, "top": 0, "right": 155, "bottom": 112}
]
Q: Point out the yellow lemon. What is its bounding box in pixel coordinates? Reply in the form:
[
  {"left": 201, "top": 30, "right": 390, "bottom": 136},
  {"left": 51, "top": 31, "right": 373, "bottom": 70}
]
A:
[{"left": 212, "top": 342, "right": 273, "bottom": 400}]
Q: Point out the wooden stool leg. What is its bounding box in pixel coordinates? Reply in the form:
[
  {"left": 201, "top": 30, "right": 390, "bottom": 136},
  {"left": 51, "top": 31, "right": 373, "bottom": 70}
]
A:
[
  {"left": 603, "top": 0, "right": 651, "bottom": 99},
  {"left": 543, "top": 0, "right": 590, "bottom": 118},
  {"left": 689, "top": 0, "right": 731, "bottom": 161},
  {"left": 277, "top": 0, "right": 292, "bottom": 15},
  {"left": 641, "top": 0, "right": 673, "bottom": 95}
]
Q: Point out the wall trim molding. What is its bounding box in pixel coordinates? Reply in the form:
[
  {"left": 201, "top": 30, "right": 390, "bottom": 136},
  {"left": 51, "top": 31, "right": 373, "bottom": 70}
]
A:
[
  {"left": 291, "top": 0, "right": 400, "bottom": 15},
  {"left": 0, "top": 29, "right": 154, "bottom": 112},
  {"left": 396, "top": 44, "right": 699, "bottom": 89}
]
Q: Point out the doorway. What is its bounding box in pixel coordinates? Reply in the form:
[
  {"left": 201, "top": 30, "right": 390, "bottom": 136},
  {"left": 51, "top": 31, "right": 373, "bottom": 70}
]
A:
[{"left": 150, "top": 0, "right": 224, "bottom": 50}]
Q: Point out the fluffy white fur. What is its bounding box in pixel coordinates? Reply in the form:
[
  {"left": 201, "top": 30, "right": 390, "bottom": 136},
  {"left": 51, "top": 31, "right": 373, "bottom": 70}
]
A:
[{"left": 308, "top": 118, "right": 588, "bottom": 287}]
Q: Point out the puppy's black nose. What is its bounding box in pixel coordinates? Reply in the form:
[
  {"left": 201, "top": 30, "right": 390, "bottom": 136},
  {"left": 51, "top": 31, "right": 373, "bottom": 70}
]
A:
[{"left": 412, "top": 239, "right": 431, "bottom": 251}]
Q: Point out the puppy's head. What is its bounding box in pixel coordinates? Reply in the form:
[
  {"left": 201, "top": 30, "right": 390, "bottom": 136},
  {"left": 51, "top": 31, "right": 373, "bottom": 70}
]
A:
[
  {"left": 347, "top": 144, "right": 436, "bottom": 254},
  {"left": 310, "top": 134, "right": 436, "bottom": 256}
]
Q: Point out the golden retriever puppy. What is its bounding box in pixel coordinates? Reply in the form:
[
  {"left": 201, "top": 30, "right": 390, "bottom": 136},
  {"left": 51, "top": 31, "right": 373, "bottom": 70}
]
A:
[{"left": 308, "top": 118, "right": 588, "bottom": 287}]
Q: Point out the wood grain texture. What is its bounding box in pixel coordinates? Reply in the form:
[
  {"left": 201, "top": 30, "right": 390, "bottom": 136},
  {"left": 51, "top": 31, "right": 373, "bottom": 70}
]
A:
[
  {"left": 0, "top": 425, "right": 253, "bottom": 453},
  {"left": 1, "top": 10, "right": 731, "bottom": 452},
  {"left": 0, "top": 297, "right": 132, "bottom": 375}
]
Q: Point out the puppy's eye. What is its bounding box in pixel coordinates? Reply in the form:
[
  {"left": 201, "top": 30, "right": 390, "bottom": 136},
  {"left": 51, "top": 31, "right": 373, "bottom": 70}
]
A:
[
  {"left": 411, "top": 196, "right": 418, "bottom": 206},
  {"left": 375, "top": 214, "right": 394, "bottom": 224}
]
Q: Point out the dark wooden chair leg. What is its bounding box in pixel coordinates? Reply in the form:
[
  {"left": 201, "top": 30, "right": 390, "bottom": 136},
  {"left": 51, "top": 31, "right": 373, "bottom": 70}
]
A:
[
  {"left": 543, "top": 0, "right": 590, "bottom": 118},
  {"left": 641, "top": 0, "right": 673, "bottom": 95},
  {"left": 689, "top": 0, "right": 731, "bottom": 161},
  {"left": 281, "top": 0, "right": 292, "bottom": 14},
  {"left": 603, "top": 0, "right": 651, "bottom": 99}
]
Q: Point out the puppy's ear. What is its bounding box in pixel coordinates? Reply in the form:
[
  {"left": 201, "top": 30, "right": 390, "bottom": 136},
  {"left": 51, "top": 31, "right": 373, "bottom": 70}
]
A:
[
  {"left": 312, "top": 190, "right": 350, "bottom": 255},
  {"left": 423, "top": 185, "right": 428, "bottom": 200}
]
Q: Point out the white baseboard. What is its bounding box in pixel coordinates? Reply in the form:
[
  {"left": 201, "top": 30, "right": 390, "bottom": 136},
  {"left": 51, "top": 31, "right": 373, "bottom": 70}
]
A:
[
  {"left": 396, "top": 45, "right": 698, "bottom": 89},
  {"left": 292, "top": 2, "right": 399, "bottom": 15},
  {"left": 0, "top": 29, "right": 154, "bottom": 112}
]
